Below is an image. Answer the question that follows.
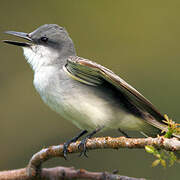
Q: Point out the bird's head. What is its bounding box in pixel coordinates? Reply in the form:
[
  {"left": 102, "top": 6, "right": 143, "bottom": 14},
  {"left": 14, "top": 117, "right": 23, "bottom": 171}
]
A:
[{"left": 4, "top": 24, "right": 76, "bottom": 71}]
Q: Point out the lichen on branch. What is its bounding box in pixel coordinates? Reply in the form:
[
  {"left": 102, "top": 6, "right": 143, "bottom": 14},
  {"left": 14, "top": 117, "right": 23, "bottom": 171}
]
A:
[{"left": 27, "top": 136, "right": 180, "bottom": 177}]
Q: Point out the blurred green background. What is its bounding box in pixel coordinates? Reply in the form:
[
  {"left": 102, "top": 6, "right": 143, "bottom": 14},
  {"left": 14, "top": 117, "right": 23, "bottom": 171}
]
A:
[{"left": 1, "top": 0, "right": 180, "bottom": 179}]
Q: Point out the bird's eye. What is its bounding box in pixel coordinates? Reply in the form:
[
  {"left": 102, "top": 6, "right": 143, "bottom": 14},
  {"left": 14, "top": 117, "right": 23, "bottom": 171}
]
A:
[{"left": 40, "top": 36, "right": 48, "bottom": 42}]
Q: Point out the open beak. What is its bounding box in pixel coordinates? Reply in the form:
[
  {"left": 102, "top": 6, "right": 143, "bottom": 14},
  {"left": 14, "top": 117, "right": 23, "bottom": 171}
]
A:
[{"left": 3, "top": 31, "right": 32, "bottom": 47}]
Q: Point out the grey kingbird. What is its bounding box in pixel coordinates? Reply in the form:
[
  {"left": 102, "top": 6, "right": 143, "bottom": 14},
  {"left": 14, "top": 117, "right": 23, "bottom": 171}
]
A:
[{"left": 3, "top": 24, "right": 180, "bottom": 158}]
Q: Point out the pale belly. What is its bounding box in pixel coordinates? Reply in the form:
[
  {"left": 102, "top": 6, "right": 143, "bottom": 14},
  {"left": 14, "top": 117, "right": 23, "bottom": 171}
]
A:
[
  {"left": 41, "top": 90, "right": 146, "bottom": 131},
  {"left": 34, "top": 69, "right": 146, "bottom": 131}
]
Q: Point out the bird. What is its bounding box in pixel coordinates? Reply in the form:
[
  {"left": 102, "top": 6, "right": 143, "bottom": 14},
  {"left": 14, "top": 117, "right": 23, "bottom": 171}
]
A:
[{"left": 3, "top": 24, "right": 180, "bottom": 158}]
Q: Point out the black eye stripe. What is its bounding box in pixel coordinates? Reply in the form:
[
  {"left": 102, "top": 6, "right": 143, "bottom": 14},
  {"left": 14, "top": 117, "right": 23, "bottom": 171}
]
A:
[{"left": 40, "top": 36, "right": 48, "bottom": 42}]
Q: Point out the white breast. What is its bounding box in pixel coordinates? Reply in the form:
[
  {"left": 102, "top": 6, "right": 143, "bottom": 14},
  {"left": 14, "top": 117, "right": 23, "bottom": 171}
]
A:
[{"left": 23, "top": 45, "right": 59, "bottom": 72}]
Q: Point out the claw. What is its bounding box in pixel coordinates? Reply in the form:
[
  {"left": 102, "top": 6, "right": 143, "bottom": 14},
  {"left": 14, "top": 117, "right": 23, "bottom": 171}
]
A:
[
  {"left": 63, "top": 143, "right": 69, "bottom": 160},
  {"left": 78, "top": 138, "right": 88, "bottom": 158},
  {"left": 79, "top": 150, "right": 88, "bottom": 157}
]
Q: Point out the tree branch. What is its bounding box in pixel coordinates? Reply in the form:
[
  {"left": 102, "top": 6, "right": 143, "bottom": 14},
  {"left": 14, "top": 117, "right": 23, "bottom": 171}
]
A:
[
  {"left": 27, "top": 136, "right": 180, "bottom": 177},
  {"left": 0, "top": 136, "right": 179, "bottom": 180},
  {"left": 0, "top": 167, "right": 145, "bottom": 180}
]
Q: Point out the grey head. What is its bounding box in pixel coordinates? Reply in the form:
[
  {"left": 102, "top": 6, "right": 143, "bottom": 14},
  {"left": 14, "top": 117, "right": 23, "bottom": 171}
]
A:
[{"left": 3, "top": 24, "right": 76, "bottom": 71}]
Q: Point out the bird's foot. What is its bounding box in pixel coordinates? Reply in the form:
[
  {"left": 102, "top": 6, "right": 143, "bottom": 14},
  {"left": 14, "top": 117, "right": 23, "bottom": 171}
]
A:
[
  {"left": 63, "top": 130, "right": 88, "bottom": 160},
  {"left": 63, "top": 141, "right": 71, "bottom": 160},
  {"left": 78, "top": 138, "right": 88, "bottom": 157},
  {"left": 77, "top": 127, "right": 102, "bottom": 157}
]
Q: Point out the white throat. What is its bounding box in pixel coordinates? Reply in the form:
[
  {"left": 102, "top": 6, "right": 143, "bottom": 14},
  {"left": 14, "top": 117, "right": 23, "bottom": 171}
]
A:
[{"left": 23, "top": 45, "right": 59, "bottom": 72}]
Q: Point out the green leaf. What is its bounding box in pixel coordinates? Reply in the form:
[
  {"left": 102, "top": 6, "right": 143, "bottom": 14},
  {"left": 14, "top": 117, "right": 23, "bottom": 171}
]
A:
[
  {"left": 160, "top": 160, "right": 166, "bottom": 167},
  {"left": 152, "top": 159, "right": 160, "bottom": 167},
  {"left": 145, "top": 146, "right": 155, "bottom": 154}
]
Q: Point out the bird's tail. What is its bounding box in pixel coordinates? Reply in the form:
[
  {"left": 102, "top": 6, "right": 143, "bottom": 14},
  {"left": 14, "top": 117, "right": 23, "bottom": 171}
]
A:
[{"left": 145, "top": 115, "right": 180, "bottom": 139}]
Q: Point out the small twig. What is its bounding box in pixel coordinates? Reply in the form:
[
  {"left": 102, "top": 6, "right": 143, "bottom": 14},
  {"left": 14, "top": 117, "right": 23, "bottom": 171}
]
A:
[{"left": 0, "top": 167, "right": 145, "bottom": 180}]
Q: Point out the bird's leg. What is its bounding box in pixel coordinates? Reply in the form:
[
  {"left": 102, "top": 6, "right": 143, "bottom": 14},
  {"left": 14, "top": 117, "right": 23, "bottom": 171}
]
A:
[
  {"left": 118, "top": 128, "right": 131, "bottom": 138},
  {"left": 78, "top": 127, "right": 102, "bottom": 157},
  {"left": 63, "top": 130, "right": 88, "bottom": 159}
]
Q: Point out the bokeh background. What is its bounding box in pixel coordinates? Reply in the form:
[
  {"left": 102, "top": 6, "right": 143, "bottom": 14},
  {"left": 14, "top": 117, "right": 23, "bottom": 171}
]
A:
[{"left": 1, "top": 1, "right": 180, "bottom": 179}]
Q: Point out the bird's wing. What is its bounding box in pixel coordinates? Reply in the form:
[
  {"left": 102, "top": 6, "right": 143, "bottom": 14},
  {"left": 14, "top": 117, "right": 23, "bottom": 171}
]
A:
[{"left": 64, "top": 56, "right": 165, "bottom": 126}]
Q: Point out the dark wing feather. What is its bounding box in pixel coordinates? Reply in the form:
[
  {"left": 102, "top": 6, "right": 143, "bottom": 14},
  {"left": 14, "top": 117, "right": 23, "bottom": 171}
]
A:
[{"left": 64, "top": 56, "right": 165, "bottom": 125}]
